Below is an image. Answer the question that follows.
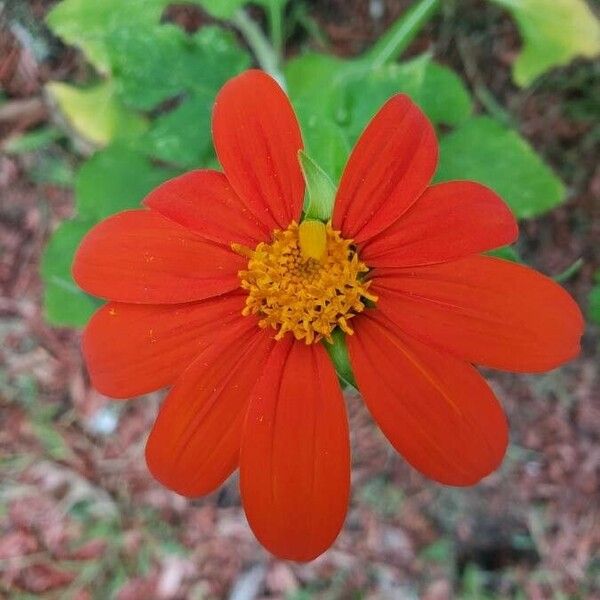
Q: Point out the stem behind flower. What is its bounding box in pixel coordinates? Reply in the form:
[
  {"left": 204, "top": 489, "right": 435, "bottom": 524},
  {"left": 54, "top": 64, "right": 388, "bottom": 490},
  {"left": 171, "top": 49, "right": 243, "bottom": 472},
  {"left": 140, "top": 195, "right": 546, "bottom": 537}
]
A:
[
  {"left": 231, "top": 8, "right": 286, "bottom": 88},
  {"left": 365, "top": 0, "right": 441, "bottom": 68}
]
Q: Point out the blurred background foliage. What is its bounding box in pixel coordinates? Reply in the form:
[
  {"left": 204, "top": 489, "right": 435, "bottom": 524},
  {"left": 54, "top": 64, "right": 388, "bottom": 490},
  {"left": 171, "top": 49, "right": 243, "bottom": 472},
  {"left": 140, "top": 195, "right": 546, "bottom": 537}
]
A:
[
  {"left": 1, "top": 0, "right": 599, "bottom": 598},
  {"left": 33, "top": 0, "right": 600, "bottom": 328}
]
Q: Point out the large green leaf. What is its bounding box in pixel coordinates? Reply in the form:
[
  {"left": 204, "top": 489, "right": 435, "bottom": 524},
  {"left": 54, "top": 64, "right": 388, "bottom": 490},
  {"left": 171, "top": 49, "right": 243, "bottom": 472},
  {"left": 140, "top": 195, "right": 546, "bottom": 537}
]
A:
[
  {"left": 108, "top": 26, "right": 250, "bottom": 111},
  {"left": 435, "top": 117, "right": 565, "bottom": 219},
  {"left": 287, "top": 52, "right": 472, "bottom": 181},
  {"left": 46, "top": 79, "right": 147, "bottom": 146},
  {"left": 286, "top": 53, "right": 354, "bottom": 118},
  {"left": 136, "top": 93, "right": 214, "bottom": 168},
  {"left": 46, "top": 0, "right": 170, "bottom": 73},
  {"left": 491, "top": 0, "right": 600, "bottom": 86},
  {"left": 48, "top": 0, "right": 250, "bottom": 112},
  {"left": 41, "top": 219, "right": 103, "bottom": 327},
  {"left": 287, "top": 53, "right": 471, "bottom": 128},
  {"left": 344, "top": 54, "right": 472, "bottom": 142},
  {"left": 75, "top": 144, "right": 179, "bottom": 220}
]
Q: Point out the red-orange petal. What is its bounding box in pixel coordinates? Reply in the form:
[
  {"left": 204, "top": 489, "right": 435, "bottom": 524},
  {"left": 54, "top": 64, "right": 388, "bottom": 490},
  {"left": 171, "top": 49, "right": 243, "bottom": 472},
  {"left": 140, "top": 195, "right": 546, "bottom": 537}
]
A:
[
  {"left": 143, "top": 169, "right": 270, "bottom": 247},
  {"left": 240, "top": 339, "right": 350, "bottom": 561},
  {"left": 145, "top": 322, "right": 276, "bottom": 498},
  {"left": 372, "top": 256, "right": 584, "bottom": 372},
  {"left": 212, "top": 70, "right": 305, "bottom": 231},
  {"left": 83, "top": 293, "right": 248, "bottom": 399},
  {"left": 361, "top": 181, "right": 518, "bottom": 267},
  {"left": 73, "top": 210, "right": 244, "bottom": 303},
  {"left": 348, "top": 312, "right": 508, "bottom": 485},
  {"left": 332, "top": 94, "right": 438, "bottom": 244}
]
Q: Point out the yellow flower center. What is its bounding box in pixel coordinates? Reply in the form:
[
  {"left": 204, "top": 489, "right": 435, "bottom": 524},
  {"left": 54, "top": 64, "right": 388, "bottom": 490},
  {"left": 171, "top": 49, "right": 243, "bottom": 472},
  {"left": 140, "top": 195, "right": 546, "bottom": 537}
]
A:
[{"left": 234, "top": 220, "right": 377, "bottom": 344}]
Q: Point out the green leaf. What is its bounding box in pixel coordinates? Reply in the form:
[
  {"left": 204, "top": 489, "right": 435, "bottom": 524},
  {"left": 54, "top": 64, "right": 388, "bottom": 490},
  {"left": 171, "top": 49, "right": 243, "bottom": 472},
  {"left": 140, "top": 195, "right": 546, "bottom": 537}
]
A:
[
  {"left": 29, "top": 155, "right": 75, "bottom": 187},
  {"left": 435, "top": 117, "right": 566, "bottom": 219},
  {"left": 47, "top": 79, "right": 147, "bottom": 146},
  {"left": 299, "top": 150, "right": 337, "bottom": 221},
  {"left": 344, "top": 54, "right": 472, "bottom": 142},
  {"left": 486, "top": 245, "right": 522, "bottom": 262},
  {"left": 297, "top": 110, "right": 351, "bottom": 183},
  {"left": 287, "top": 52, "right": 472, "bottom": 161},
  {"left": 108, "top": 26, "right": 249, "bottom": 110},
  {"left": 46, "top": 0, "right": 170, "bottom": 72},
  {"left": 324, "top": 329, "right": 357, "bottom": 389},
  {"left": 286, "top": 53, "right": 354, "bottom": 115},
  {"left": 287, "top": 54, "right": 357, "bottom": 179},
  {"left": 48, "top": 0, "right": 250, "bottom": 111},
  {"left": 287, "top": 52, "right": 471, "bottom": 184},
  {"left": 588, "top": 272, "right": 600, "bottom": 325},
  {"left": 418, "top": 61, "right": 473, "bottom": 125},
  {"left": 490, "top": 0, "right": 600, "bottom": 86},
  {"left": 136, "top": 92, "right": 214, "bottom": 167},
  {"left": 75, "top": 144, "right": 179, "bottom": 220},
  {"left": 41, "top": 219, "right": 103, "bottom": 327},
  {"left": 4, "top": 127, "right": 62, "bottom": 154}
]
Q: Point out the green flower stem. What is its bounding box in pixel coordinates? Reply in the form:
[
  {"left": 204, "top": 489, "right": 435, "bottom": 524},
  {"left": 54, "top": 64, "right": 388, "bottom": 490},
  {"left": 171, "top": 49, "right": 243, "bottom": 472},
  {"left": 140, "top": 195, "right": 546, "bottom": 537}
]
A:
[
  {"left": 266, "top": 0, "right": 285, "bottom": 58},
  {"left": 231, "top": 8, "right": 286, "bottom": 88},
  {"left": 325, "top": 329, "right": 357, "bottom": 389},
  {"left": 554, "top": 258, "right": 584, "bottom": 283},
  {"left": 365, "top": 0, "right": 441, "bottom": 68}
]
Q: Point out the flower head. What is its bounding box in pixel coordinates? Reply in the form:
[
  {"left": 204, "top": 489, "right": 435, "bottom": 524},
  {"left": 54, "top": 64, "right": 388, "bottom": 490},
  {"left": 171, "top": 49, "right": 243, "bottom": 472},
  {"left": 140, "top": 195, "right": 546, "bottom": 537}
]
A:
[{"left": 73, "top": 70, "right": 583, "bottom": 561}]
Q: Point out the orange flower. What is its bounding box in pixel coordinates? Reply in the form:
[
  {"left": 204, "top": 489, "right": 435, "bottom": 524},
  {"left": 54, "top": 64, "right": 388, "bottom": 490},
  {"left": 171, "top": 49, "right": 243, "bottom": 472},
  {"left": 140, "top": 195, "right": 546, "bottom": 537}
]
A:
[{"left": 73, "top": 70, "right": 583, "bottom": 561}]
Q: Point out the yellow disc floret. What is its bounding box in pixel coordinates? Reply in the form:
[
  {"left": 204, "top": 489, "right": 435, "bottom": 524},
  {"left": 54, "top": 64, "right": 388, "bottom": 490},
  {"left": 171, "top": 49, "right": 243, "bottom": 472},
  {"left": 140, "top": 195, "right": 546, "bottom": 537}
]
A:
[{"left": 234, "top": 221, "right": 377, "bottom": 344}]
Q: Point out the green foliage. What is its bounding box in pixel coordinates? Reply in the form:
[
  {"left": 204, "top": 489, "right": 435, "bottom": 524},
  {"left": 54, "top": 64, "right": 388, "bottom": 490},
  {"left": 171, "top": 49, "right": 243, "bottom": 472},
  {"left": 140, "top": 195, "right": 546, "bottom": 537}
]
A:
[
  {"left": 298, "top": 111, "right": 351, "bottom": 183},
  {"left": 47, "top": 80, "right": 147, "bottom": 145},
  {"left": 46, "top": 0, "right": 171, "bottom": 73},
  {"left": 419, "top": 538, "right": 453, "bottom": 563},
  {"left": 287, "top": 49, "right": 565, "bottom": 222},
  {"left": 110, "top": 26, "right": 250, "bottom": 111},
  {"left": 490, "top": 0, "right": 600, "bottom": 86},
  {"left": 135, "top": 94, "right": 215, "bottom": 168},
  {"left": 41, "top": 218, "right": 103, "bottom": 327},
  {"left": 342, "top": 55, "right": 473, "bottom": 141},
  {"left": 41, "top": 145, "right": 180, "bottom": 326},
  {"left": 41, "top": 0, "right": 583, "bottom": 331},
  {"left": 46, "top": 0, "right": 250, "bottom": 138},
  {"left": 29, "top": 154, "right": 75, "bottom": 187},
  {"left": 487, "top": 246, "right": 522, "bottom": 263},
  {"left": 4, "top": 127, "right": 63, "bottom": 154},
  {"left": 43, "top": 0, "right": 251, "bottom": 327},
  {"left": 299, "top": 150, "right": 336, "bottom": 221},
  {"left": 195, "top": 0, "right": 289, "bottom": 20},
  {"left": 435, "top": 117, "right": 565, "bottom": 219},
  {"left": 589, "top": 272, "right": 600, "bottom": 326},
  {"left": 286, "top": 52, "right": 472, "bottom": 180},
  {"left": 74, "top": 144, "right": 179, "bottom": 221},
  {"left": 287, "top": 51, "right": 474, "bottom": 131},
  {"left": 324, "top": 329, "right": 356, "bottom": 389},
  {"left": 459, "top": 564, "right": 495, "bottom": 600}
]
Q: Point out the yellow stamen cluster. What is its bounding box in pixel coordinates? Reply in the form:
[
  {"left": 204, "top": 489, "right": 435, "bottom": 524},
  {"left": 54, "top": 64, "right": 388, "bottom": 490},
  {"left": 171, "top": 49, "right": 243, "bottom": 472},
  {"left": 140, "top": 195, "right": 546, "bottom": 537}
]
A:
[{"left": 234, "top": 221, "right": 377, "bottom": 344}]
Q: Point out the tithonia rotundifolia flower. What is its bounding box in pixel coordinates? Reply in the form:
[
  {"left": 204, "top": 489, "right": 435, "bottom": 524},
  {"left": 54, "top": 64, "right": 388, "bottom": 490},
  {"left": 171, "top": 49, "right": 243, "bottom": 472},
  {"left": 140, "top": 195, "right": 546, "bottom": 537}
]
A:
[{"left": 73, "top": 70, "right": 583, "bottom": 561}]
